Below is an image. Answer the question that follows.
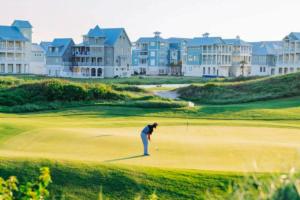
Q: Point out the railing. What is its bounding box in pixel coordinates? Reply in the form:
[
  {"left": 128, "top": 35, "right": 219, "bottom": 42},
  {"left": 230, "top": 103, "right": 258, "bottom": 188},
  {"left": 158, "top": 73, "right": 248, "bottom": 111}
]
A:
[{"left": 73, "top": 62, "right": 103, "bottom": 66}]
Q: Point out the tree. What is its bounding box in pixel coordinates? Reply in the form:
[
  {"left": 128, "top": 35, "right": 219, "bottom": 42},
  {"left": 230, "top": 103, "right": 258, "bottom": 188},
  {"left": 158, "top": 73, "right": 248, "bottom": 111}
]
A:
[{"left": 240, "top": 60, "right": 247, "bottom": 77}]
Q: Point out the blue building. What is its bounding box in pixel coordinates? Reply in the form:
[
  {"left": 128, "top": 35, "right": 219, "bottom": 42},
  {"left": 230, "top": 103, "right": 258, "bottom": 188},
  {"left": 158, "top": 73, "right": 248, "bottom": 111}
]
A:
[
  {"left": 251, "top": 41, "right": 282, "bottom": 76},
  {"left": 132, "top": 32, "right": 189, "bottom": 75}
]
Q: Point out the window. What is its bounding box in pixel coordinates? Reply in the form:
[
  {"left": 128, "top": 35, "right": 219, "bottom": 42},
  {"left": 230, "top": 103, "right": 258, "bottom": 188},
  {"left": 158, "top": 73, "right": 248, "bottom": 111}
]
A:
[
  {"left": 150, "top": 51, "right": 156, "bottom": 57},
  {"left": 8, "top": 64, "right": 13, "bottom": 73},
  {"left": 16, "top": 64, "right": 21, "bottom": 73},
  {"left": 150, "top": 42, "right": 155, "bottom": 46},
  {"left": 203, "top": 67, "right": 206, "bottom": 75},
  {"left": 0, "top": 64, "right": 5, "bottom": 73},
  {"left": 150, "top": 59, "right": 155, "bottom": 66}
]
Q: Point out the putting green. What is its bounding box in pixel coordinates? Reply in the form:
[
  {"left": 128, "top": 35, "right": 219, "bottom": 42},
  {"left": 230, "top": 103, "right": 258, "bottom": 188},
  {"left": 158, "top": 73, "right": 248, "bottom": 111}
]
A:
[{"left": 1, "top": 121, "right": 300, "bottom": 172}]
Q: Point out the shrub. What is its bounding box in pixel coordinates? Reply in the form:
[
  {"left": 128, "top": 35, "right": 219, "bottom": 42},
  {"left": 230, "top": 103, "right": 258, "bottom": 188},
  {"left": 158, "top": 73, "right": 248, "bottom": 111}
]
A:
[{"left": 0, "top": 167, "right": 51, "bottom": 200}]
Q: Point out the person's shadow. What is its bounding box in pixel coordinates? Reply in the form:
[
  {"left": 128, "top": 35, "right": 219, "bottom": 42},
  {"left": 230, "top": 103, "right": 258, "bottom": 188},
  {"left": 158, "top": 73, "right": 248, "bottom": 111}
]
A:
[{"left": 103, "top": 155, "right": 145, "bottom": 163}]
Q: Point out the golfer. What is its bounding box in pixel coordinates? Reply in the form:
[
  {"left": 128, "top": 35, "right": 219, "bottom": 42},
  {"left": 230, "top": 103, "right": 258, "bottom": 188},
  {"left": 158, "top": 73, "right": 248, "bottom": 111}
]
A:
[{"left": 141, "top": 123, "right": 158, "bottom": 156}]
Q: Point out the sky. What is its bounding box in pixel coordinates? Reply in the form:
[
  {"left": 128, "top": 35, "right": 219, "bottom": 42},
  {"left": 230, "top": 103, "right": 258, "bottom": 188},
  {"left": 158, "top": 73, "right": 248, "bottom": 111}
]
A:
[{"left": 1, "top": 0, "right": 300, "bottom": 43}]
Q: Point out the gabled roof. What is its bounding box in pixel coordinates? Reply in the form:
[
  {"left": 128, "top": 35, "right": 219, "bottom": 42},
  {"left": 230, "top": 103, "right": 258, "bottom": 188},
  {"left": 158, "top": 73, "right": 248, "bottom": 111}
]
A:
[
  {"left": 102, "top": 28, "right": 128, "bottom": 46},
  {"left": 46, "top": 38, "right": 74, "bottom": 57},
  {"left": 87, "top": 25, "right": 106, "bottom": 37},
  {"left": 40, "top": 41, "right": 52, "bottom": 51},
  {"left": 187, "top": 37, "right": 224, "bottom": 47},
  {"left": 31, "top": 43, "right": 45, "bottom": 52},
  {"left": 12, "top": 20, "right": 32, "bottom": 28},
  {"left": 0, "top": 26, "right": 28, "bottom": 41},
  {"left": 224, "top": 38, "right": 251, "bottom": 46},
  {"left": 285, "top": 32, "right": 300, "bottom": 41},
  {"left": 251, "top": 41, "right": 282, "bottom": 56}
]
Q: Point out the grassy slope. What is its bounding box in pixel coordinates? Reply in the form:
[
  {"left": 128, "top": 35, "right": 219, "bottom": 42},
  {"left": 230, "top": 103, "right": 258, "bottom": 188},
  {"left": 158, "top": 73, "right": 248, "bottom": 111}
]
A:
[
  {"left": 0, "top": 74, "right": 261, "bottom": 85},
  {"left": 178, "top": 73, "right": 300, "bottom": 104},
  {"left": 0, "top": 159, "right": 243, "bottom": 200}
]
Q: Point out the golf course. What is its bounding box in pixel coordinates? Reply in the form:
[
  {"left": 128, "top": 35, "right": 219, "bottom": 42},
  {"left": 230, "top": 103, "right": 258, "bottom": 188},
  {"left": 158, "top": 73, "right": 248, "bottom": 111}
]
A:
[{"left": 1, "top": 74, "right": 300, "bottom": 199}]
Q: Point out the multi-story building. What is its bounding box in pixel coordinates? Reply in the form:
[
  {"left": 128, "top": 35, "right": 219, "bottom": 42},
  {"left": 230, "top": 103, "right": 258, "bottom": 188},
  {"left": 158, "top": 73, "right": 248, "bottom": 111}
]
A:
[
  {"left": 132, "top": 32, "right": 170, "bottom": 75},
  {"left": 71, "top": 25, "right": 132, "bottom": 78},
  {"left": 224, "top": 37, "right": 252, "bottom": 77},
  {"left": 182, "top": 34, "right": 252, "bottom": 77},
  {"left": 29, "top": 43, "right": 47, "bottom": 75},
  {"left": 132, "top": 32, "right": 189, "bottom": 76},
  {"left": 183, "top": 34, "right": 233, "bottom": 77},
  {"left": 277, "top": 32, "right": 300, "bottom": 75},
  {"left": 167, "top": 38, "right": 189, "bottom": 75},
  {"left": 0, "top": 20, "right": 32, "bottom": 74},
  {"left": 42, "top": 38, "right": 74, "bottom": 77},
  {"left": 251, "top": 41, "right": 282, "bottom": 76},
  {"left": 42, "top": 25, "right": 132, "bottom": 78}
]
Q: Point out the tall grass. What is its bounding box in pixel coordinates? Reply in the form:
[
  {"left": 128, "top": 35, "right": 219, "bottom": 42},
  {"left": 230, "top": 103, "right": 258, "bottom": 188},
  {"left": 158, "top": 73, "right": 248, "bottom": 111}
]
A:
[{"left": 178, "top": 73, "right": 300, "bottom": 104}]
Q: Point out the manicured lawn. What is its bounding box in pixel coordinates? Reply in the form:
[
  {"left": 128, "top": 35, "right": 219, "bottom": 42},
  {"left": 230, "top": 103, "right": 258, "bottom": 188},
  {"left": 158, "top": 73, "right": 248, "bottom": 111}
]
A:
[{"left": 1, "top": 99, "right": 300, "bottom": 173}]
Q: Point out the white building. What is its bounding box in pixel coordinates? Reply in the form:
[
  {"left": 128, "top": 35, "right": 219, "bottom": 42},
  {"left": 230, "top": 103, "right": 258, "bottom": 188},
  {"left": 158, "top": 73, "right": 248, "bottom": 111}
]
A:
[
  {"left": 277, "top": 32, "right": 300, "bottom": 74},
  {"left": 182, "top": 34, "right": 251, "bottom": 77},
  {"left": 0, "top": 20, "right": 32, "bottom": 74},
  {"left": 29, "top": 43, "right": 47, "bottom": 75},
  {"left": 0, "top": 20, "right": 47, "bottom": 76}
]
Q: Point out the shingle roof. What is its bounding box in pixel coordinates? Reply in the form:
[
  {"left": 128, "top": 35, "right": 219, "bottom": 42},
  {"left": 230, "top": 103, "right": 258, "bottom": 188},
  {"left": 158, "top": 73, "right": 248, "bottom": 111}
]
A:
[
  {"left": 40, "top": 41, "right": 52, "bottom": 51},
  {"left": 31, "top": 43, "right": 44, "bottom": 52},
  {"left": 87, "top": 25, "right": 106, "bottom": 37},
  {"left": 187, "top": 37, "right": 224, "bottom": 46},
  {"left": 251, "top": 41, "right": 282, "bottom": 55},
  {"left": 224, "top": 38, "right": 251, "bottom": 46},
  {"left": 46, "top": 38, "right": 74, "bottom": 56},
  {"left": 288, "top": 32, "right": 300, "bottom": 40},
  {"left": 12, "top": 20, "right": 32, "bottom": 28},
  {"left": 102, "top": 28, "right": 126, "bottom": 46},
  {"left": 0, "top": 26, "right": 28, "bottom": 41}
]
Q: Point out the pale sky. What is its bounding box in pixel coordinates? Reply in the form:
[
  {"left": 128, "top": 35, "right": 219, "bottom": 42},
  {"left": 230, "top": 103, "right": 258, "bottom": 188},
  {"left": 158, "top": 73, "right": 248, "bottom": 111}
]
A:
[{"left": 1, "top": 0, "right": 300, "bottom": 43}]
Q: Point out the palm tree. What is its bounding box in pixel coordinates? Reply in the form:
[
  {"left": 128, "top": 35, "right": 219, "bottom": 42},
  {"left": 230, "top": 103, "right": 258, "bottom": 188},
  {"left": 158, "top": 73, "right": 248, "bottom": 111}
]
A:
[{"left": 240, "top": 60, "right": 247, "bottom": 77}]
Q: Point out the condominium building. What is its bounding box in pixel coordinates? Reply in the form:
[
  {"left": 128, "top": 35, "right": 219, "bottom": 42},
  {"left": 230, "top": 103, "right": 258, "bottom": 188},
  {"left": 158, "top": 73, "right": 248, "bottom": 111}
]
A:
[
  {"left": 42, "top": 25, "right": 132, "bottom": 78},
  {"left": 132, "top": 32, "right": 169, "bottom": 75},
  {"left": 182, "top": 34, "right": 252, "bottom": 77},
  {"left": 0, "top": 20, "right": 32, "bottom": 74},
  {"left": 224, "top": 37, "right": 252, "bottom": 77},
  {"left": 183, "top": 34, "right": 230, "bottom": 77},
  {"left": 277, "top": 32, "right": 300, "bottom": 74},
  {"left": 72, "top": 25, "right": 132, "bottom": 78},
  {"left": 251, "top": 41, "right": 282, "bottom": 76},
  {"left": 29, "top": 43, "right": 47, "bottom": 75},
  {"left": 132, "top": 32, "right": 189, "bottom": 75},
  {"left": 42, "top": 38, "right": 74, "bottom": 77},
  {"left": 167, "top": 38, "right": 189, "bottom": 75}
]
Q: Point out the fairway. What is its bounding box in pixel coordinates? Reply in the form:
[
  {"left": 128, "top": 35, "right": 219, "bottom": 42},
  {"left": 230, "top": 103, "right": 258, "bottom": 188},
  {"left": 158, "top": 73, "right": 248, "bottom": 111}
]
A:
[{"left": 1, "top": 109, "right": 300, "bottom": 172}]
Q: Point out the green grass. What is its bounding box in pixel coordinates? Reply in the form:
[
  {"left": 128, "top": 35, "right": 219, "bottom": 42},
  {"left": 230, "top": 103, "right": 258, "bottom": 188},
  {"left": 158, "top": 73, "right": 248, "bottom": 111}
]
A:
[
  {"left": 0, "top": 159, "right": 247, "bottom": 200},
  {"left": 1, "top": 74, "right": 300, "bottom": 199},
  {"left": 0, "top": 74, "right": 262, "bottom": 86},
  {"left": 178, "top": 72, "right": 300, "bottom": 104}
]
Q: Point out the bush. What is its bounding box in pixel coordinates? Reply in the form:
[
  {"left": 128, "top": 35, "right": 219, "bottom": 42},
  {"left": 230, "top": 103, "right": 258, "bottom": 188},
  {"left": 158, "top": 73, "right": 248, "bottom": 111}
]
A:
[
  {"left": 0, "top": 167, "right": 51, "bottom": 200},
  {"left": 0, "top": 80, "right": 127, "bottom": 106}
]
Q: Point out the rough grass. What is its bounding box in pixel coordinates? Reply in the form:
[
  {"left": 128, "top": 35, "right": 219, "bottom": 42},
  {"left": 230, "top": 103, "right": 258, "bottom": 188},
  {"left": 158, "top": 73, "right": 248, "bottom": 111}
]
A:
[
  {"left": 0, "top": 159, "right": 244, "bottom": 200},
  {"left": 178, "top": 73, "right": 300, "bottom": 104}
]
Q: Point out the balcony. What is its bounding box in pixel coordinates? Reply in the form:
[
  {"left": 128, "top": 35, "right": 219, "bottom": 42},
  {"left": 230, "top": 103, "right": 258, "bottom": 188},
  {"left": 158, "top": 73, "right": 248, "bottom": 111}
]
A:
[{"left": 73, "top": 62, "right": 103, "bottom": 67}]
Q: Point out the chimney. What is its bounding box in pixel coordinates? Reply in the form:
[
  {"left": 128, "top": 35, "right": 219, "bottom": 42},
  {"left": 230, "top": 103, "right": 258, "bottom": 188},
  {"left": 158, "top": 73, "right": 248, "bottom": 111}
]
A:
[
  {"left": 154, "top": 31, "right": 161, "bottom": 37},
  {"left": 236, "top": 35, "right": 240, "bottom": 40},
  {"left": 203, "top": 33, "right": 210, "bottom": 38}
]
